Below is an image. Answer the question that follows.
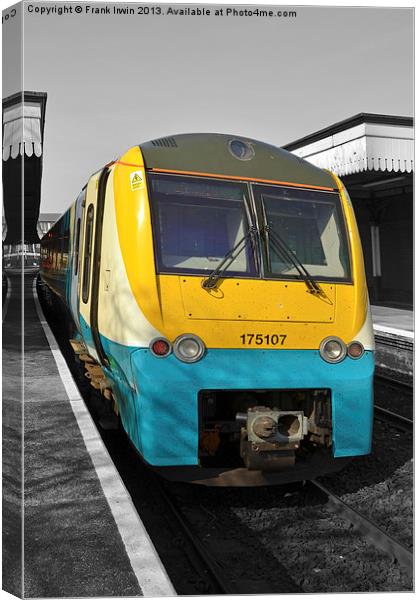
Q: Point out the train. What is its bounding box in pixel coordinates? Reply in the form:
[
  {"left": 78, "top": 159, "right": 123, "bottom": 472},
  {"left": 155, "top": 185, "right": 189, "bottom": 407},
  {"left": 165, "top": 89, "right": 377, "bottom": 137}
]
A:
[{"left": 39, "top": 133, "right": 375, "bottom": 486}]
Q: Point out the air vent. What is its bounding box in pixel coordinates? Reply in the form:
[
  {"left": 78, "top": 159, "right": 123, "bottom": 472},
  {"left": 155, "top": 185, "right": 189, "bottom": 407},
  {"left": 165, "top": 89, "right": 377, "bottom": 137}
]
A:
[{"left": 151, "top": 137, "right": 178, "bottom": 148}]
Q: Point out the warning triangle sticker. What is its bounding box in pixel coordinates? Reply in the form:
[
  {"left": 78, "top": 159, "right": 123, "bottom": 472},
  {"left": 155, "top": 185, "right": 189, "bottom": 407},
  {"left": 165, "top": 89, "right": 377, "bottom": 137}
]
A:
[{"left": 130, "top": 170, "right": 144, "bottom": 191}]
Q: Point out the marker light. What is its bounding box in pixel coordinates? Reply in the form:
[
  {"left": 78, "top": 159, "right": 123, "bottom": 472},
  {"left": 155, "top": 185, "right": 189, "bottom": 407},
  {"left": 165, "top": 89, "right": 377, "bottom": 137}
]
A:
[
  {"left": 174, "top": 334, "right": 206, "bottom": 363},
  {"left": 319, "top": 336, "right": 347, "bottom": 364},
  {"left": 348, "top": 341, "right": 364, "bottom": 359},
  {"left": 150, "top": 338, "right": 172, "bottom": 358}
]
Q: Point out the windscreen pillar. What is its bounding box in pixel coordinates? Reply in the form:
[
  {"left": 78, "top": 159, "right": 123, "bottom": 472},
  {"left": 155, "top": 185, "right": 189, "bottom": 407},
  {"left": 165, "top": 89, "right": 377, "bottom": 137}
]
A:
[{"left": 2, "top": 91, "right": 47, "bottom": 244}]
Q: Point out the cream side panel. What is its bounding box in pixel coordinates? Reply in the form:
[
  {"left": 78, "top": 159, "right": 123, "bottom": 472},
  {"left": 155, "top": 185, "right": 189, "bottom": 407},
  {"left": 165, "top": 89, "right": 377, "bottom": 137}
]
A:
[
  {"left": 352, "top": 303, "right": 375, "bottom": 351},
  {"left": 98, "top": 169, "right": 162, "bottom": 347}
]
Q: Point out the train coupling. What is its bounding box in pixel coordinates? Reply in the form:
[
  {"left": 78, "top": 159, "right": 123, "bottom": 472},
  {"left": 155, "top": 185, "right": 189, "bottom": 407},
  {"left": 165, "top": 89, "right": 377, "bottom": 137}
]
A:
[{"left": 236, "top": 406, "right": 308, "bottom": 470}]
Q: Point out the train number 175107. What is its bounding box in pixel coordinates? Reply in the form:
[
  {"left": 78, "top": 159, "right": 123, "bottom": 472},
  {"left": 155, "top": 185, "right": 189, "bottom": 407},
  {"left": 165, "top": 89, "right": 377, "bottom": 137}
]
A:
[{"left": 240, "top": 334, "right": 287, "bottom": 346}]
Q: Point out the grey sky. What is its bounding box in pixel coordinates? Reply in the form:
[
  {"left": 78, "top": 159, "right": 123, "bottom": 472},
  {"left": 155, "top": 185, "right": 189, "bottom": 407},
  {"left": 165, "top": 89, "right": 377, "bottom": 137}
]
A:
[{"left": 10, "top": 2, "right": 415, "bottom": 213}]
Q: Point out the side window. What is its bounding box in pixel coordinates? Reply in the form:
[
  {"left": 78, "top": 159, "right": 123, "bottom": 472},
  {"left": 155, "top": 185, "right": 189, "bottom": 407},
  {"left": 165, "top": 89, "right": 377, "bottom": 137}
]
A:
[
  {"left": 74, "top": 217, "right": 81, "bottom": 275},
  {"left": 62, "top": 234, "right": 69, "bottom": 269},
  {"left": 53, "top": 238, "right": 57, "bottom": 269},
  {"left": 82, "top": 205, "right": 95, "bottom": 303},
  {"left": 59, "top": 235, "right": 64, "bottom": 268}
]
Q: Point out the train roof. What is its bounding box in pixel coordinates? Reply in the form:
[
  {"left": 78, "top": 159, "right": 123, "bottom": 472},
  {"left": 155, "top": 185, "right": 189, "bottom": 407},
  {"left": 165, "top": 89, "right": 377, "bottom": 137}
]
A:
[{"left": 139, "top": 133, "right": 336, "bottom": 189}]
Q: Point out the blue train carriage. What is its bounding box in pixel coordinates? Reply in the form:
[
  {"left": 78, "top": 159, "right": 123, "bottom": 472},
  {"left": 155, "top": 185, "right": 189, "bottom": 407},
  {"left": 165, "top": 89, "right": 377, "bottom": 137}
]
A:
[{"left": 40, "top": 134, "right": 375, "bottom": 486}]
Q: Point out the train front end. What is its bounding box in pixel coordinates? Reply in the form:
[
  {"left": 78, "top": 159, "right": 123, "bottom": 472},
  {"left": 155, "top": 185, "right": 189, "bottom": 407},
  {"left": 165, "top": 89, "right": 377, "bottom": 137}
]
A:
[{"left": 113, "top": 134, "right": 374, "bottom": 485}]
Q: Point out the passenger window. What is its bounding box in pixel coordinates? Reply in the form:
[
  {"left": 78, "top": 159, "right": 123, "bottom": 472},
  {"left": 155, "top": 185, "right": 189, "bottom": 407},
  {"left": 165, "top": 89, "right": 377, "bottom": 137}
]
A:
[
  {"left": 82, "top": 205, "right": 95, "bottom": 303},
  {"left": 74, "top": 218, "right": 81, "bottom": 275}
]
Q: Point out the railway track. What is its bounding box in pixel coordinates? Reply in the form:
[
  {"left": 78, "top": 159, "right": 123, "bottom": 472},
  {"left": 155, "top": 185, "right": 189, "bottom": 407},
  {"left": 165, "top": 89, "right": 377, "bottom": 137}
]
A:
[
  {"left": 374, "top": 405, "right": 413, "bottom": 432},
  {"left": 308, "top": 480, "right": 413, "bottom": 575},
  {"left": 375, "top": 373, "right": 413, "bottom": 390},
  {"left": 374, "top": 373, "right": 413, "bottom": 423},
  {"left": 152, "top": 476, "right": 237, "bottom": 595},
  {"left": 154, "top": 476, "right": 304, "bottom": 594}
]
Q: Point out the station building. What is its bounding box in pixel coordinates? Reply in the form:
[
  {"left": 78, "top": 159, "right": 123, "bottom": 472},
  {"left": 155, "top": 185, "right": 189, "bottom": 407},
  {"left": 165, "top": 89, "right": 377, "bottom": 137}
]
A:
[{"left": 283, "top": 114, "right": 413, "bottom": 309}]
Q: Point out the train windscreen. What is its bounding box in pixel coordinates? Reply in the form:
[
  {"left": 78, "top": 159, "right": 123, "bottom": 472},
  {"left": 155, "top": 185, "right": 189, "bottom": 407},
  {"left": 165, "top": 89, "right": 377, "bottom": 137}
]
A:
[
  {"left": 149, "top": 173, "right": 258, "bottom": 277},
  {"left": 254, "top": 185, "right": 351, "bottom": 282}
]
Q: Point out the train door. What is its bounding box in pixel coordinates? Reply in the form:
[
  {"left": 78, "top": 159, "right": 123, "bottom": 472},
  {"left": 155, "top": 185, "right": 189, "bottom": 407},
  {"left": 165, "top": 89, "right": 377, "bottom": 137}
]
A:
[
  {"left": 69, "top": 188, "right": 86, "bottom": 331},
  {"left": 78, "top": 167, "right": 111, "bottom": 366},
  {"left": 78, "top": 171, "right": 102, "bottom": 361}
]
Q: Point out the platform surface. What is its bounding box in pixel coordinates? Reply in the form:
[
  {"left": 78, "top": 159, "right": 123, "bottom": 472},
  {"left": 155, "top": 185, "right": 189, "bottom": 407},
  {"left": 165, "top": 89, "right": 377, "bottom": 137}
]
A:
[
  {"left": 371, "top": 305, "right": 413, "bottom": 337},
  {"left": 2, "top": 272, "right": 23, "bottom": 597},
  {"left": 3, "top": 272, "right": 175, "bottom": 598}
]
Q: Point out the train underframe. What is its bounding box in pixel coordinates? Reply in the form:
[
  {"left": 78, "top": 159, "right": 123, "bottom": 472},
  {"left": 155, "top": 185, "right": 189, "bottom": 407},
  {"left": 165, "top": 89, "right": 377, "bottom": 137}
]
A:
[{"left": 199, "top": 388, "right": 332, "bottom": 470}]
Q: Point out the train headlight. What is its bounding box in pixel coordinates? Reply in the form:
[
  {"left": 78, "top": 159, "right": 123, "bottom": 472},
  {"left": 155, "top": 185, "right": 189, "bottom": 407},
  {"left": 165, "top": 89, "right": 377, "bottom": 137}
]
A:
[
  {"left": 319, "top": 336, "right": 347, "bottom": 363},
  {"left": 150, "top": 337, "right": 172, "bottom": 358},
  {"left": 174, "top": 334, "right": 206, "bottom": 363},
  {"left": 348, "top": 341, "right": 364, "bottom": 359}
]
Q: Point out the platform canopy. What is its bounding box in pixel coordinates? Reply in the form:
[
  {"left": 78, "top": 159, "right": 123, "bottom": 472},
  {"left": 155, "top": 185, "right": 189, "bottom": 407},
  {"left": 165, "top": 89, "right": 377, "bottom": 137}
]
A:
[
  {"left": 283, "top": 113, "right": 413, "bottom": 177},
  {"left": 3, "top": 91, "right": 47, "bottom": 161},
  {"left": 2, "top": 91, "right": 47, "bottom": 244},
  {"left": 284, "top": 113, "right": 413, "bottom": 308}
]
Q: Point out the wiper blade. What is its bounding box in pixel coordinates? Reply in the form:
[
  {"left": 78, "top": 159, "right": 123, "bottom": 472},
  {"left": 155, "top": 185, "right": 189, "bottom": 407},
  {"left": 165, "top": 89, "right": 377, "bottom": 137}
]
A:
[
  {"left": 202, "top": 226, "right": 257, "bottom": 290},
  {"left": 264, "top": 225, "right": 323, "bottom": 295}
]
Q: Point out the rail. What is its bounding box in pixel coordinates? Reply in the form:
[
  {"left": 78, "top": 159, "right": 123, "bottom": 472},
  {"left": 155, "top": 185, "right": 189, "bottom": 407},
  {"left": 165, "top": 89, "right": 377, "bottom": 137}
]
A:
[
  {"left": 153, "top": 475, "right": 239, "bottom": 595},
  {"left": 308, "top": 480, "right": 412, "bottom": 575},
  {"left": 375, "top": 373, "right": 413, "bottom": 390},
  {"left": 374, "top": 405, "right": 413, "bottom": 432}
]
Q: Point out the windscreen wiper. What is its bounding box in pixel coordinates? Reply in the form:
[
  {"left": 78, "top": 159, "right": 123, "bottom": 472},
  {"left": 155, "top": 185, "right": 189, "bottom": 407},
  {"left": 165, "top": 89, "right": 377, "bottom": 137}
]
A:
[
  {"left": 264, "top": 225, "right": 323, "bottom": 295},
  {"left": 202, "top": 226, "right": 257, "bottom": 290}
]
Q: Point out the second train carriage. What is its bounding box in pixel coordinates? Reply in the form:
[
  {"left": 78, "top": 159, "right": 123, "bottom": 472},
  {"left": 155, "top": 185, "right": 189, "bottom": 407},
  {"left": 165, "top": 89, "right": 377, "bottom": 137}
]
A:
[{"left": 40, "top": 134, "right": 375, "bottom": 485}]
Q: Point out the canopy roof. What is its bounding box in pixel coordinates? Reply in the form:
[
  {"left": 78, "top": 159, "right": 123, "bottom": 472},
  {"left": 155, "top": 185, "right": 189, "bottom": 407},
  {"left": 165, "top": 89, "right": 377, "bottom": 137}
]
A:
[
  {"left": 2, "top": 91, "right": 47, "bottom": 161},
  {"left": 283, "top": 113, "right": 413, "bottom": 176}
]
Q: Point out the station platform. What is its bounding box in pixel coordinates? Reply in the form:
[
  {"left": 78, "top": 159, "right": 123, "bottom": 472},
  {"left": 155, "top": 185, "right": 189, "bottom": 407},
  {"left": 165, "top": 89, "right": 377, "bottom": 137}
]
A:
[
  {"left": 371, "top": 305, "right": 413, "bottom": 382},
  {"left": 371, "top": 305, "right": 413, "bottom": 337},
  {"left": 2, "top": 272, "right": 175, "bottom": 598}
]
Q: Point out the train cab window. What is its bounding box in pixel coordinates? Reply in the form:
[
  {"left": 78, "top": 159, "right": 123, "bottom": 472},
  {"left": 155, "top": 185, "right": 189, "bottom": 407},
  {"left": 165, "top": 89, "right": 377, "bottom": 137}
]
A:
[
  {"left": 74, "top": 218, "right": 81, "bottom": 275},
  {"left": 82, "top": 205, "right": 95, "bottom": 303},
  {"left": 254, "top": 185, "right": 351, "bottom": 282},
  {"left": 149, "top": 174, "right": 257, "bottom": 277}
]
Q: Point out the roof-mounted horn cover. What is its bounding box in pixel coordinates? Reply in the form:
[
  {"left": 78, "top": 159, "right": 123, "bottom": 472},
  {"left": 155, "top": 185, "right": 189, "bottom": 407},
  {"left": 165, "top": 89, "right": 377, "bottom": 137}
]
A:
[
  {"left": 139, "top": 133, "right": 336, "bottom": 189},
  {"left": 228, "top": 138, "right": 255, "bottom": 161}
]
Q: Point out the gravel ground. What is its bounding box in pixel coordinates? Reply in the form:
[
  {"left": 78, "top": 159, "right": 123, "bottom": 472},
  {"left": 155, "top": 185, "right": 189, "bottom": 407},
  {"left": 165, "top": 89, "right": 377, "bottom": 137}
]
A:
[
  {"left": 229, "top": 496, "right": 411, "bottom": 592},
  {"left": 340, "top": 459, "right": 413, "bottom": 548},
  {"left": 374, "top": 378, "right": 413, "bottom": 419},
  {"left": 319, "top": 404, "right": 413, "bottom": 550},
  {"left": 173, "top": 399, "right": 413, "bottom": 593},
  {"left": 173, "top": 476, "right": 412, "bottom": 593}
]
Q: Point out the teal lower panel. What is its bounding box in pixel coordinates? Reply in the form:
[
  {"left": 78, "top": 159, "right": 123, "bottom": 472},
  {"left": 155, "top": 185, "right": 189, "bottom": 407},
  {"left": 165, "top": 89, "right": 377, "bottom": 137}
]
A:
[
  {"left": 78, "top": 315, "right": 374, "bottom": 466},
  {"left": 126, "top": 345, "right": 374, "bottom": 466}
]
